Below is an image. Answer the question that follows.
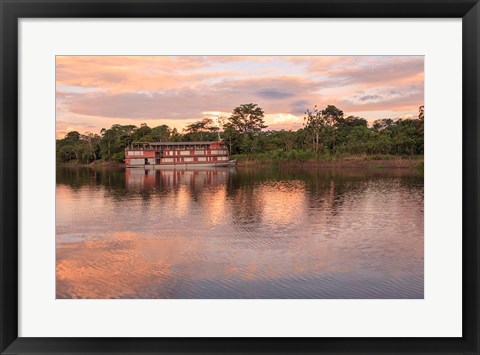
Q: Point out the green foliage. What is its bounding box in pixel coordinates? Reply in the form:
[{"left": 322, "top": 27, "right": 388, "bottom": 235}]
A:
[
  {"left": 148, "top": 124, "right": 176, "bottom": 142},
  {"left": 229, "top": 103, "right": 267, "bottom": 133},
  {"left": 223, "top": 103, "right": 268, "bottom": 155},
  {"left": 56, "top": 103, "right": 424, "bottom": 164},
  {"left": 183, "top": 118, "right": 219, "bottom": 141},
  {"left": 56, "top": 130, "right": 101, "bottom": 164}
]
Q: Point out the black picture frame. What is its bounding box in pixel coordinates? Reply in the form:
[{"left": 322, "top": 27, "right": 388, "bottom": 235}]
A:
[{"left": 1, "top": 1, "right": 479, "bottom": 354}]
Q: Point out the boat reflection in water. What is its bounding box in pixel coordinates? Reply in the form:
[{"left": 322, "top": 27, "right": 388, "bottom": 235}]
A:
[
  {"left": 56, "top": 166, "right": 424, "bottom": 299},
  {"left": 125, "top": 167, "right": 232, "bottom": 190}
]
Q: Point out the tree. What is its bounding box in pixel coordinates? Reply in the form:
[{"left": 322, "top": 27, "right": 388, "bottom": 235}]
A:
[
  {"left": 321, "top": 105, "right": 344, "bottom": 151},
  {"left": 303, "top": 105, "right": 346, "bottom": 154},
  {"left": 147, "top": 124, "right": 173, "bottom": 142},
  {"left": 99, "top": 124, "right": 136, "bottom": 161},
  {"left": 65, "top": 131, "right": 81, "bottom": 141},
  {"left": 184, "top": 118, "right": 217, "bottom": 141},
  {"left": 61, "top": 131, "right": 83, "bottom": 161},
  {"left": 419, "top": 105, "right": 424, "bottom": 121},
  {"left": 303, "top": 105, "right": 324, "bottom": 153},
  {"left": 55, "top": 131, "right": 100, "bottom": 163},
  {"left": 132, "top": 123, "right": 152, "bottom": 142},
  {"left": 332, "top": 116, "right": 368, "bottom": 154},
  {"left": 225, "top": 104, "right": 267, "bottom": 154},
  {"left": 372, "top": 118, "right": 394, "bottom": 131},
  {"left": 341, "top": 125, "right": 372, "bottom": 155},
  {"left": 341, "top": 115, "right": 368, "bottom": 128},
  {"left": 170, "top": 128, "right": 180, "bottom": 141},
  {"left": 322, "top": 105, "right": 344, "bottom": 126},
  {"left": 228, "top": 103, "right": 267, "bottom": 133},
  {"left": 81, "top": 132, "right": 100, "bottom": 161},
  {"left": 56, "top": 103, "right": 424, "bottom": 164},
  {"left": 222, "top": 123, "right": 240, "bottom": 154},
  {"left": 214, "top": 116, "right": 227, "bottom": 141}
]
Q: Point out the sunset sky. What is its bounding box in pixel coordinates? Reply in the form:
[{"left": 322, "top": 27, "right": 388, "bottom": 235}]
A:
[{"left": 56, "top": 56, "right": 424, "bottom": 138}]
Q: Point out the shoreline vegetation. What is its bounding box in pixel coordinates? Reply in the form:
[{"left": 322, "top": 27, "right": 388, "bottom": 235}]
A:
[
  {"left": 57, "top": 103, "right": 424, "bottom": 171},
  {"left": 233, "top": 154, "right": 423, "bottom": 170},
  {"left": 58, "top": 155, "right": 424, "bottom": 170}
]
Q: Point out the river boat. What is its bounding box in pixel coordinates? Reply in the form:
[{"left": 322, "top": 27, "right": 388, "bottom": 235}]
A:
[{"left": 125, "top": 141, "right": 236, "bottom": 169}]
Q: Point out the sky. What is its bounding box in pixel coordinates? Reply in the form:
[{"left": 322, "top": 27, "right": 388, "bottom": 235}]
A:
[{"left": 56, "top": 56, "right": 424, "bottom": 139}]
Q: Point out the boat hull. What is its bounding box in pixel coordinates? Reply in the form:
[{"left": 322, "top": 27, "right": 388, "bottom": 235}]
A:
[{"left": 127, "top": 160, "right": 236, "bottom": 169}]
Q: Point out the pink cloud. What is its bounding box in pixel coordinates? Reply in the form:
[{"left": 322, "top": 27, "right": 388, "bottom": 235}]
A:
[{"left": 56, "top": 56, "right": 424, "bottom": 135}]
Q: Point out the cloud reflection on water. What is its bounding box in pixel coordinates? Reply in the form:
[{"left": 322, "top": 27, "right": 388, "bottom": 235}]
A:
[{"left": 56, "top": 167, "right": 424, "bottom": 299}]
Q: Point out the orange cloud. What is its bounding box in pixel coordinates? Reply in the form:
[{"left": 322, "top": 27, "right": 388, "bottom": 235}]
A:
[{"left": 56, "top": 56, "right": 424, "bottom": 136}]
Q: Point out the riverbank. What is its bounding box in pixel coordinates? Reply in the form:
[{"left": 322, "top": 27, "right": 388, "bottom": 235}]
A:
[
  {"left": 58, "top": 155, "right": 423, "bottom": 170},
  {"left": 57, "top": 160, "right": 124, "bottom": 168},
  {"left": 233, "top": 154, "right": 424, "bottom": 170}
]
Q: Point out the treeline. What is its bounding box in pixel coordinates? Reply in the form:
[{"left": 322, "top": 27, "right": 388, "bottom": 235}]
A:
[{"left": 56, "top": 103, "right": 424, "bottom": 164}]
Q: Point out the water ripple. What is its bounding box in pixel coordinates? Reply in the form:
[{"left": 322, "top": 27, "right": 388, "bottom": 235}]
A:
[{"left": 56, "top": 167, "right": 424, "bottom": 299}]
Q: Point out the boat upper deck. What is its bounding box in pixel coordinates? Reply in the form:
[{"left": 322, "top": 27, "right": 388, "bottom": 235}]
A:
[{"left": 128, "top": 141, "right": 225, "bottom": 151}]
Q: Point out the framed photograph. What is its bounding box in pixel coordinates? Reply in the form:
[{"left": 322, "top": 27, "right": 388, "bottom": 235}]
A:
[{"left": 1, "top": 0, "right": 479, "bottom": 354}]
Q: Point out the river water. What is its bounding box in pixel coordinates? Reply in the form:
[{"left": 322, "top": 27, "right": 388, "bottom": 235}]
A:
[{"left": 56, "top": 166, "right": 424, "bottom": 299}]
